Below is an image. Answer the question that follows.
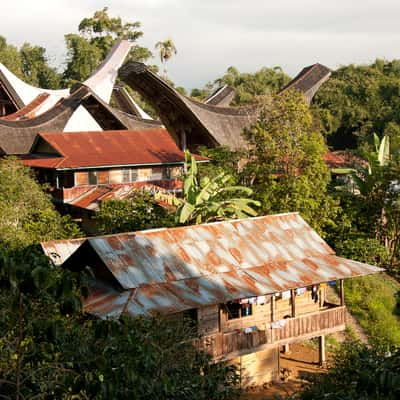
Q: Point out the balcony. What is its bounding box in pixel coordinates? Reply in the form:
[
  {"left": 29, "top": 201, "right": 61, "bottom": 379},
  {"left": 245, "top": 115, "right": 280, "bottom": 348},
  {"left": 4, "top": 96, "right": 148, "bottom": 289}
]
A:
[{"left": 195, "top": 306, "right": 346, "bottom": 361}]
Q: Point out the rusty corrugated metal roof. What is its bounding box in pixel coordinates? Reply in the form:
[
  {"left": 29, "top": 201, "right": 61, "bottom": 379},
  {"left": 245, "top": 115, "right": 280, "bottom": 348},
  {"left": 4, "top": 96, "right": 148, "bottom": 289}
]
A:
[
  {"left": 69, "top": 182, "right": 182, "bottom": 211},
  {"left": 41, "top": 238, "right": 86, "bottom": 266},
  {"left": 23, "top": 129, "right": 208, "bottom": 169},
  {"left": 42, "top": 213, "right": 384, "bottom": 318}
]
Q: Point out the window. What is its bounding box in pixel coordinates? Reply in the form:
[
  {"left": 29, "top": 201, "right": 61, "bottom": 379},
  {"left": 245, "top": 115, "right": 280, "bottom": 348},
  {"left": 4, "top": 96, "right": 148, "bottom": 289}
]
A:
[
  {"left": 131, "top": 169, "right": 138, "bottom": 182},
  {"left": 151, "top": 167, "right": 163, "bottom": 181},
  {"left": 97, "top": 170, "right": 109, "bottom": 184},
  {"left": 75, "top": 171, "right": 89, "bottom": 186},
  {"left": 163, "top": 167, "right": 171, "bottom": 179},
  {"left": 88, "top": 170, "right": 97, "bottom": 185},
  {"left": 225, "top": 302, "right": 252, "bottom": 320},
  {"left": 122, "top": 169, "right": 130, "bottom": 183}
]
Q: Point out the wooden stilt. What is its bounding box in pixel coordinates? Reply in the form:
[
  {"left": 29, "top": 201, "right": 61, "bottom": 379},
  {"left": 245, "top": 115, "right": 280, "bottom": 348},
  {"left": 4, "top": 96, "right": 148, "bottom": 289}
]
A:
[{"left": 319, "top": 335, "right": 326, "bottom": 366}]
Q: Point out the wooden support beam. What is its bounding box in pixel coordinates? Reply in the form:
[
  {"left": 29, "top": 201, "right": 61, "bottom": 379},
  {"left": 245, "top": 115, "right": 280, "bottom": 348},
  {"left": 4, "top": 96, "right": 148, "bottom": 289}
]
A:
[
  {"left": 271, "top": 295, "right": 275, "bottom": 322},
  {"left": 291, "top": 289, "right": 296, "bottom": 318},
  {"left": 340, "top": 279, "right": 345, "bottom": 306},
  {"left": 319, "top": 335, "right": 326, "bottom": 365}
]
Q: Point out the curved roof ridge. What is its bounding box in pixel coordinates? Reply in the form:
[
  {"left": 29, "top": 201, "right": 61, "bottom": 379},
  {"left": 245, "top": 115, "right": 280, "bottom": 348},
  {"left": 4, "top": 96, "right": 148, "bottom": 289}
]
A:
[
  {"left": 0, "top": 40, "right": 132, "bottom": 114},
  {"left": 0, "top": 86, "right": 89, "bottom": 155},
  {"left": 119, "top": 62, "right": 258, "bottom": 150},
  {"left": 0, "top": 93, "right": 50, "bottom": 121}
]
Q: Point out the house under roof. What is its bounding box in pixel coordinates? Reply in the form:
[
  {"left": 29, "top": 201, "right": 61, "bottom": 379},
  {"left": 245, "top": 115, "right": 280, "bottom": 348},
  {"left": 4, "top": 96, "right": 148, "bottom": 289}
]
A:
[
  {"left": 41, "top": 213, "right": 383, "bottom": 319},
  {"left": 0, "top": 84, "right": 164, "bottom": 156},
  {"left": 0, "top": 40, "right": 133, "bottom": 131},
  {"left": 119, "top": 62, "right": 331, "bottom": 151},
  {"left": 22, "top": 128, "right": 208, "bottom": 170}
]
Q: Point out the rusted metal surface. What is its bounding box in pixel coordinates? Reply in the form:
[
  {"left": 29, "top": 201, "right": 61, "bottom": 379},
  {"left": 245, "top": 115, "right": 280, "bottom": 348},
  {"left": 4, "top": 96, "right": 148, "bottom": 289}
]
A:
[
  {"left": 22, "top": 129, "right": 208, "bottom": 169},
  {"left": 41, "top": 238, "right": 86, "bottom": 266},
  {"left": 42, "top": 213, "right": 384, "bottom": 319},
  {"left": 70, "top": 182, "right": 182, "bottom": 210}
]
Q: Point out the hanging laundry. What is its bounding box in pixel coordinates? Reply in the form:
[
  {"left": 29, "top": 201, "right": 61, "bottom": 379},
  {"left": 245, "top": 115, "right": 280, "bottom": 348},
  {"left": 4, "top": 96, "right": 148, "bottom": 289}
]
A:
[
  {"left": 249, "top": 297, "right": 257, "bottom": 304},
  {"left": 281, "top": 290, "right": 291, "bottom": 300},
  {"left": 244, "top": 326, "right": 257, "bottom": 334},
  {"left": 296, "top": 287, "right": 306, "bottom": 296},
  {"left": 271, "top": 319, "right": 287, "bottom": 329},
  {"left": 256, "top": 295, "right": 266, "bottom": 305},
  {"left": 239, "top": 298, "right": 249, "bottom": 304}
]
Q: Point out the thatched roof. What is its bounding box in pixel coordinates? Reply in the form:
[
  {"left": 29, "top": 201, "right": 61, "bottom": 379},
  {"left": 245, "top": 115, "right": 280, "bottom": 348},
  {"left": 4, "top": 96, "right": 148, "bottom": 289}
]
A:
[
  {"left": 119, "top": 62, "right": 331, "bottom": 151},
  {"left": 119, "top": 62, "right": 257, "bottom": 150},
  {"left": 82, "top": 88, "right": 162, "bottom": 131},
  {"left": 279, "top": 63, "right": 331, "bottom": 104},
  {"left": 0, "top": 87, "right": 87, "bottom": 155},
  {"left": 204, "top": 85, "right": 236, "bottom": 106}
]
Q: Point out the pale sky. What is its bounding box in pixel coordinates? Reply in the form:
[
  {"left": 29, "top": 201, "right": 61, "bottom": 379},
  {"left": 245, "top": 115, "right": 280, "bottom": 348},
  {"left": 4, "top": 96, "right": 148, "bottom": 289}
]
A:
[{"left": 2, "top": 0, "right": 400, "bottom": 89}]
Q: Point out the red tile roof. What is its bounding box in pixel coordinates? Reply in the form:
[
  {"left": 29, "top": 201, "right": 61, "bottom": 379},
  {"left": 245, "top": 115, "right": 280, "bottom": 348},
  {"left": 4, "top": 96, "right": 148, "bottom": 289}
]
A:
[{"left": 23, "top": 129, "right": 208, "bottom": 169}]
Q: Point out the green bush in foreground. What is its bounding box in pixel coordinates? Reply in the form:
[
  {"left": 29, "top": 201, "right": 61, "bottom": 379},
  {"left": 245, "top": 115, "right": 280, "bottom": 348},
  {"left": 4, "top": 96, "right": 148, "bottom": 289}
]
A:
[{"left": 293, "top": 341, "right": 400, "bottom": 400}]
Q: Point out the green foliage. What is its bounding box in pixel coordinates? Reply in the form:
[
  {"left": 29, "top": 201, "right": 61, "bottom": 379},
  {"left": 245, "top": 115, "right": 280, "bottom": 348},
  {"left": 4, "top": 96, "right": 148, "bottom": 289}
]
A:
[
  {"left": 0, "top": 36, "right": 61, "bottom": 89},
  {"left": 313, "top": 59, "right": 400, "bottom": 151},
  {"left": 197, "top": 146, "right": 244, "bottom": 180},
  {"left": 214, "top": 65, "right": 291, "bottom": 105},
  {"left": 294, "top": 341, "right": 400, "bottom": 400},
  {"left": 344, "top": 275, "right": 400, "bottom": 347},
  {"left": 0, "top": 35, "right": 23, "bottom": 77},
  {"left": 0, "top": 158, "right": 81, "bottom": 249},
  {"left": 155, "top": 39, "right": 177, "bottom": 79},
  {"left": 335, "top": 237, "right": 389, "bottom": 267},
  {"left": 177, "top": 151, "right": 260, "bottom": 224},
  {"left": 63, "top": 7, "right": 150, "bottom": 84},
  {"left": 19, "top": 42, "right": 61, "bottom": 89},
  {"left": 242, "top": 90, "right": 337, "bottom": 234},
  {"left": 0, "top": 248, "right": 239, "bottom": 399},
  {"left": 93, "top": 189, "right": 174, "bottom": 235}
]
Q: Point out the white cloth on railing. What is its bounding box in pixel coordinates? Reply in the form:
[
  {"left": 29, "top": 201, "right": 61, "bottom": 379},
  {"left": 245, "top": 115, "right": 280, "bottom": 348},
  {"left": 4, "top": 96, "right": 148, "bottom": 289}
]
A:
[{"left": 271, "top": 319, "right": 287, "bottom": 329}]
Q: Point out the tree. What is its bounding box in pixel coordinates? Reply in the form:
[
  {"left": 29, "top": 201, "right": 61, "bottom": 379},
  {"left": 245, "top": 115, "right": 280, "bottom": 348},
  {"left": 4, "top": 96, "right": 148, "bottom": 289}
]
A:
[
  {"left": 176, "top": 151, "right": 260, "bottom": 224},
  {"left": 0, "top": 158, "right": 81, "bottom": 249},
  {"left": 19, "top": 43, "right": 61, "bottom": 89},
  {"left": 191, "top": 65, "right": 291, "bottom": 105},
  {"left": 312, "top": 59, "right": 400, "bottom": 151},
  {"left": 242, "top": 90, "right": 337, "bottom": 234},
  {"left": 63, "top": 7, "right": 151, "bottom": 84},
  {"left": 155, "top": 39, "right": 177, "bottom": 79},
  {"left": 0, "top": 36, "right": 60, "bottom": 89},
  {"left": 93, "top": 189, "right": 174, "bottom": 235},
  {"left": 0, "top": 36, "right": 23, "bottom": 77}
]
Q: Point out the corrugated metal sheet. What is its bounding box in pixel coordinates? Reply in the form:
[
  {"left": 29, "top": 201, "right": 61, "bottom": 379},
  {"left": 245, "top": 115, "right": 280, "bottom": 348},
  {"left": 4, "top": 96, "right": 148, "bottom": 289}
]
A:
[
  {"left": 41, "top": 238, "right": 86, "bottom": 266},
  {"left": 86, "top": 213, "right": 333, "bottom": 290},
  {"left": 42, "top": 213, "right": 384, "bottom": 318},
  {"left": 22, "top": 129, "right": 208, "bottom": 169},
  {"left": 70, "top": 182, "right": 182, "bottom": 211}
]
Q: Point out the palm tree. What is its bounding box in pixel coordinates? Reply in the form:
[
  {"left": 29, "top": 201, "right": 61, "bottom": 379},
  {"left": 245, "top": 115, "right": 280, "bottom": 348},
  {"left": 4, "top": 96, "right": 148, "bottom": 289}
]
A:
[
  {"left": 176, "top": 151, "right": 260, "bottom": 224},
  {"left": 155, "top": 39, "right": 177, "bottom": 79}
]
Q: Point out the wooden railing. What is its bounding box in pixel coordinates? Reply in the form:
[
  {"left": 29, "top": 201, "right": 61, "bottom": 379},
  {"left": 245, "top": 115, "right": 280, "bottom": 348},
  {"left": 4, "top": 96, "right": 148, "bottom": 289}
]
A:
[{"left": 196, "top": 306, "right": 346, "bottom": 361}]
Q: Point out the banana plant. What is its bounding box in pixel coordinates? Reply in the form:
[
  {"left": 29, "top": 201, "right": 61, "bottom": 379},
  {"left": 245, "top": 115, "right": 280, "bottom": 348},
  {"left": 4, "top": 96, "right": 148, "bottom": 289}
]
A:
[{"left": 177, "top": 151, "right": 260, "bottom": 224}]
